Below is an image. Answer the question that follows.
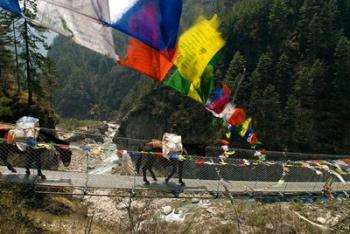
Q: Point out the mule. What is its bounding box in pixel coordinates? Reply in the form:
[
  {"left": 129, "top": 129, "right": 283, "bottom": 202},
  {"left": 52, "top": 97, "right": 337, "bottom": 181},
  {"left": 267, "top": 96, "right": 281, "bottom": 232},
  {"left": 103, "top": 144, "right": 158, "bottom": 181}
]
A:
[
  {"left": 136, "top": 140, "right": 186, "bottom": 186},
  {"left": 0, "top": 127, "right": 72, "bottom": 179}
]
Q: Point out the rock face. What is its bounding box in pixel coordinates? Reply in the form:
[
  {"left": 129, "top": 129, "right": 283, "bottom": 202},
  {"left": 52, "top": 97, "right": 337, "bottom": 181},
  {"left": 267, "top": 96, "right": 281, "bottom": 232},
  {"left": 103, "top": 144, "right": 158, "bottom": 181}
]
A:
[{"left": 114, "top": 88, "right": 221, "bottom": 150}]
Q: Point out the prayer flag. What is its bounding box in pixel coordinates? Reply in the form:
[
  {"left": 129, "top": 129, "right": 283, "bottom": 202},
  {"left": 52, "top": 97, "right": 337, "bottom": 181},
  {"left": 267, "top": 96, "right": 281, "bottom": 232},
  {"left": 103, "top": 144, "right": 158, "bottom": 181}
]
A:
[
  {"left": 175, "top": 15, "right": 225, "bottom": 85},
  {"left": 243, "top": 127, "right": 253, "bottom": 141},
  {"left": 166, "top": 70, "right": 191, "bottom": 95},
  {"left": 228, "top": 108, "right": 246, "bottom": 126},
  {"left": 205, "top": 83, "right": 232, "bottom": 114},
  {"left": 102, "top": 0, "right": 182, "bottom": 53},
  {"left": 207, "top": 102, "right": 235, "bottom": 118},
  {"left": 118, "top": 38, "right": 175, "bottom": 81},
  {"left": 237, "top": 118, "right": 252, "bottom": 137},
  {"left": 32, "top": 0, "right": 117, "bottom": 59},
  {"left": 0, "top": 0, "right": 21, "bottom": 16},
  {"left": 166, "top": 56, "right": 217, "bottom": 103}
]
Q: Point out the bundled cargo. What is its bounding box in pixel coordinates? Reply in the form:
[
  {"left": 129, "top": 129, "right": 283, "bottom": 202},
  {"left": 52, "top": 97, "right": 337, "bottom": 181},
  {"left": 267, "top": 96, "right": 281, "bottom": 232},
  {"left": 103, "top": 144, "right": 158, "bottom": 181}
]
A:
[{"left": 12, "top": 116, "right": 39, "bottom": 143}]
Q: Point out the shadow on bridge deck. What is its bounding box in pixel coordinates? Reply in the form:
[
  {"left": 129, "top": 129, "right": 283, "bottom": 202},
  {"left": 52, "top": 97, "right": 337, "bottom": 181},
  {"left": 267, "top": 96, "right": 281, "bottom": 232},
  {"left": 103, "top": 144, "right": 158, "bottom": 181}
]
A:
[{"left": 1, "top": 166, "right": 349, "bottom": 195}]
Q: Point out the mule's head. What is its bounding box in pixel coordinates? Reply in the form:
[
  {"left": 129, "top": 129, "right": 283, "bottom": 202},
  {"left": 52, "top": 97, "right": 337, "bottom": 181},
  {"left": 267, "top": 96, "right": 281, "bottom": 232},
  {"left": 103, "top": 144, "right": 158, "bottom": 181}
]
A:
[
  {"left": 38, "top": 128, "right": 72, "bottom": 167},
  {"left": 56, "top": 145, "right": 72, "bottom": 167}
]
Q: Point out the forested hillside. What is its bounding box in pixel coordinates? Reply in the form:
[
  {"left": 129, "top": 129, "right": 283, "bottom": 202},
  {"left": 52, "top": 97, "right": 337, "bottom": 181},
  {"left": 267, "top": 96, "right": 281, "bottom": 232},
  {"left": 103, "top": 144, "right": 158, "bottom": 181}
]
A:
[
  {"left": 221, "top": 0, "right": 350, "bottom": 153},
  {"left": 48, "top": 36, "right": 142, "bottom": 120},
  {"left": 120, "top": 0, "right": 350, "bottom": 154},
  {"left": 0, "top": 8, "right": 57, "bottom": 127}
]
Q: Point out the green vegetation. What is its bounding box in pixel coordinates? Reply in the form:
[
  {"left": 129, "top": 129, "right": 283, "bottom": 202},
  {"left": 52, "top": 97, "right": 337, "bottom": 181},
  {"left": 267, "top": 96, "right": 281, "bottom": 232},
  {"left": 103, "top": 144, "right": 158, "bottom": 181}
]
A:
[
  {"left": 48, "top": 35, "right": 142, "bottom": 120},
  {"left": 221, "top": 0, "right": 350, "bottom": 154},
  {"left": 0, "top": 6, "right": 58, "bottom": 126}
]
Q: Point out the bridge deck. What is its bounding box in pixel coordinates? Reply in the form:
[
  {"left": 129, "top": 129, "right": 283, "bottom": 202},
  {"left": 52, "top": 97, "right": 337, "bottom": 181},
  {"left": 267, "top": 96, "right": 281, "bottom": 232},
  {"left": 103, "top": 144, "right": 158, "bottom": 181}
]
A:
[{"left": 1, "top": 167, "right": 349, "bottom": 194}]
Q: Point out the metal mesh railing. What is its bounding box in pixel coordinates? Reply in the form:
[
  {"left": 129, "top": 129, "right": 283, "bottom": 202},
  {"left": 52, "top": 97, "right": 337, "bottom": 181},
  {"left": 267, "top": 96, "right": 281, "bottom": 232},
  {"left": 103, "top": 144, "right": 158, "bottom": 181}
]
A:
[{"left": 1, "top": 128, "right": 350, "bottom": 198}]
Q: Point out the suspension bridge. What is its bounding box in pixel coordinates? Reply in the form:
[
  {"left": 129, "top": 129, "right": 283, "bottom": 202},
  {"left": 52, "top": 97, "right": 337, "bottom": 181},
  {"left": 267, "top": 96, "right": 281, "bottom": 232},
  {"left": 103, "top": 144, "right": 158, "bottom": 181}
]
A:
[{"left": 1, "top": 126, "right": 350, "bottom": 198}]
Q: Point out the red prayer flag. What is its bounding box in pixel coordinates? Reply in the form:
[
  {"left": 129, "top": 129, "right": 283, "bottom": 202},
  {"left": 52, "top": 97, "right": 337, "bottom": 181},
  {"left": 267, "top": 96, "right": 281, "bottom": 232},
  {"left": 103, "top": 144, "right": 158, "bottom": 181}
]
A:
[
  {"left": 195, "top": 158, "right": 205, "bottom": 165},
  {"left": 118, "top": 38, "right": 176, "bottom": 81},
  {"left": 228, "top": 108, "right": 246, "bottom": 126},
  {"left": 248, "top": 133, "right": 257, "bottom": 145}
]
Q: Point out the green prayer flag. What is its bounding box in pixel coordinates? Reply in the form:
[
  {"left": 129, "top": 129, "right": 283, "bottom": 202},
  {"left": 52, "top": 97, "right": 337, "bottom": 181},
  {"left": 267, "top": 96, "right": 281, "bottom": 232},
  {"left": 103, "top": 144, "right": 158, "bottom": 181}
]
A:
[
  {"left": 166, "top": 55, "right": 218, "bottom": 103},
  {"left": 166, "top": 71, "right": 191, "bottom": 95}
]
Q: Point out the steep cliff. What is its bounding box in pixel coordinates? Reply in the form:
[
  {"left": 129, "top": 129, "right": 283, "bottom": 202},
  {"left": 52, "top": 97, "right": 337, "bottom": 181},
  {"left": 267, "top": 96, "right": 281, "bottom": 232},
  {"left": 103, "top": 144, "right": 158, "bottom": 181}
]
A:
[{"left": 116, "top": 87, "right": 222, "bottom": 146}]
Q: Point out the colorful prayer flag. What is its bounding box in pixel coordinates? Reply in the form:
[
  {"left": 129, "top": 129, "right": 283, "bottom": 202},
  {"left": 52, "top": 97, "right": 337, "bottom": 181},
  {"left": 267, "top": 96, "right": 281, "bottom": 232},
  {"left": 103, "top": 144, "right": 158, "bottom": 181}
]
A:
[
  {"left": 103, "top": 0, "right": 182, "bottom": 53},
  {"left": 166, "top": 70, "right": 202, "bottom": 103},
  {"left": 207, "top": 102, "right": 236, "bottom": 118},
  {"left": 175, "top": 15, "right": 225, "bottom": 85},
  {"left": 166, "top": 70, "right": 191, "bottom": 95},
  {"left": 0, "top": 0, "right": 21, "bottom": 16},
  {"left": 243, "top": 127, "right": 253, "bottom": 141},
  {"left": 247, "top": 132, "right": 257, "bottom": 145},
  {"left": 166, "top": 56, "right": 217, "bottom": 103},
  {"left": 118, "top": 38, "right": 175, "bottom": 81},
  {"left": 196, "top": 56, "right": 217, "bottom": 102},
  {"left": 205, "top": 83, "right": 232, "bottom": 114},
  {"left": 228, "top": 108, "right": 246, "bottom": 126},
  {"left": 237, "top": 118, "right": 252, "bottom": 137}
]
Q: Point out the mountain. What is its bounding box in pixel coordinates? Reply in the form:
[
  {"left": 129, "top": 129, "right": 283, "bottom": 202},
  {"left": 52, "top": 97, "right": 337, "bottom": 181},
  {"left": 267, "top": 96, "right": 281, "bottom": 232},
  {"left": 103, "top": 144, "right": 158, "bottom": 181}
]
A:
[{"left": 48, "top": 35, "right": 142, "bottom": 120}]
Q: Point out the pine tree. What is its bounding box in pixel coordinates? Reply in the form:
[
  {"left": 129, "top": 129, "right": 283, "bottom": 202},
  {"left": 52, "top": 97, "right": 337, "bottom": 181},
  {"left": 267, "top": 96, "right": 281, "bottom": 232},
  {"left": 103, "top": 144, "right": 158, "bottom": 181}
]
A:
[
  {"left": 334, "top": 36, "right": 350, "bottom": 106},
  {"left": 284, "top": 95, "right": 298, "bottom": 150},
  {"left": 0, "top": 10, "right": 14, "bottom": 94},
  {"left": 224, "top": 51, "right": 246, "bottom": 90},
  {"left": 250, "top": 84, "right": 281, "bottom": 149},
  {"left": 41, "top": 59, "right": 57, "bottom": 107},
  {"left": 250, "top": 53, "right": 275, "bottom": 90},
  {"left": 268, "top": 0, "right": 289, "bottom": 53},
  {"left": 16, "top": 0, "right": 49, "bottom": 105},
  {"left": 297, "top": 0, "right": 322, "bottom": 55},
  {"left": 275, "top": 53, "right": 294, "bottom": 106},
  {"left": 333, "top": 35, "right": 350, "bottom": 152},
  {"left": 292, "top": 60, "right": 325, "bottom": 152}
]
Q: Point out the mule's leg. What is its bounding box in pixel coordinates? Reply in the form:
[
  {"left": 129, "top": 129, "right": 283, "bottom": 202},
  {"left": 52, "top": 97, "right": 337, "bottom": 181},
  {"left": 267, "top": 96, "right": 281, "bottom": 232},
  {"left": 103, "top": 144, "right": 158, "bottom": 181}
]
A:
[
  {"left": 178, "top": 161, "right": 185, "bottom": 186},
  {"left": 149, "top": 168, "right": 157, "bottom": 182},
  {"left": 35, "top": 153, "right": 46, "bottom": 180},
  {"left": 142, "top": 165, "right": 150, "bottom": 185},
  {"left": 0, "top": 146, "right": 17, "bottom": 173},
  {"left": 0, "top": 151, "right": 16, "bottom": 173},
  {"left": 25, "top": 153, "right": 34, "bottom": 176},
  {"left": 165, "top": 161, "right": 177, "bottom": 184},
  {"left": 148, "top": 160, "right": 157, "bottom": 182},
  {"left": 3, "top": 157, "right": 17, "bottom": 173}
]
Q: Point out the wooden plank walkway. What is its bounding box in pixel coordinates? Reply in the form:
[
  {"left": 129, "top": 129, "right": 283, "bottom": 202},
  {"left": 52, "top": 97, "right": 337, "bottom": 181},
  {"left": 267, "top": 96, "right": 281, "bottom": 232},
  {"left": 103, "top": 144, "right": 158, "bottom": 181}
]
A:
[{"left": 1, "top": 166, "right": 350, "bottom": 194}]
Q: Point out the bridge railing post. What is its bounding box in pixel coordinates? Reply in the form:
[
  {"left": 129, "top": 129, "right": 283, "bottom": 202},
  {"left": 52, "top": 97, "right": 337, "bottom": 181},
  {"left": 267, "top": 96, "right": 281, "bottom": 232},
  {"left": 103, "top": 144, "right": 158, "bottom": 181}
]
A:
[{"left": 83, "top": 145, "right": 90, "bottom": 195}]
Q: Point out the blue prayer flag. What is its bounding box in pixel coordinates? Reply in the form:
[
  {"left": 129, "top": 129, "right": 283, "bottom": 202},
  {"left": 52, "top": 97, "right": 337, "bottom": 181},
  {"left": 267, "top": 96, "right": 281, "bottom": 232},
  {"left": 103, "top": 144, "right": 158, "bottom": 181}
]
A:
[
  {"left": 104, "top": 0, "right": 182, "bottom": 52},
  {"left": 0, "top": 0, "right": 21, "bottom": 16}
]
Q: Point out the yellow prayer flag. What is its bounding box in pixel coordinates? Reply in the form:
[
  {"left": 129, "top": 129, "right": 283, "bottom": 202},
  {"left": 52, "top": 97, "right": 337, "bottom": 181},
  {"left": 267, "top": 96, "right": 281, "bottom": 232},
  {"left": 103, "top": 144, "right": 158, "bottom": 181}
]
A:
[
  {"left": 187, "top": 84, "right": 203, "bottom": 103},
  {"left": 239, "top": 118, "right": 252, "bottom": 136},
  {"left": 175, "top": 15, "right": 225, "bottom": 86}
]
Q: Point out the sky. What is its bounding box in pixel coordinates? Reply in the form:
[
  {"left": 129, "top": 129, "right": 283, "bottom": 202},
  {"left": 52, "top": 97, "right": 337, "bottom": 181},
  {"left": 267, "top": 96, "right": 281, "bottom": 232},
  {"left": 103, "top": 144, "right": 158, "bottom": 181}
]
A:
[{"left": 109, "top": 0, "right": 138, "bottom": 22}]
